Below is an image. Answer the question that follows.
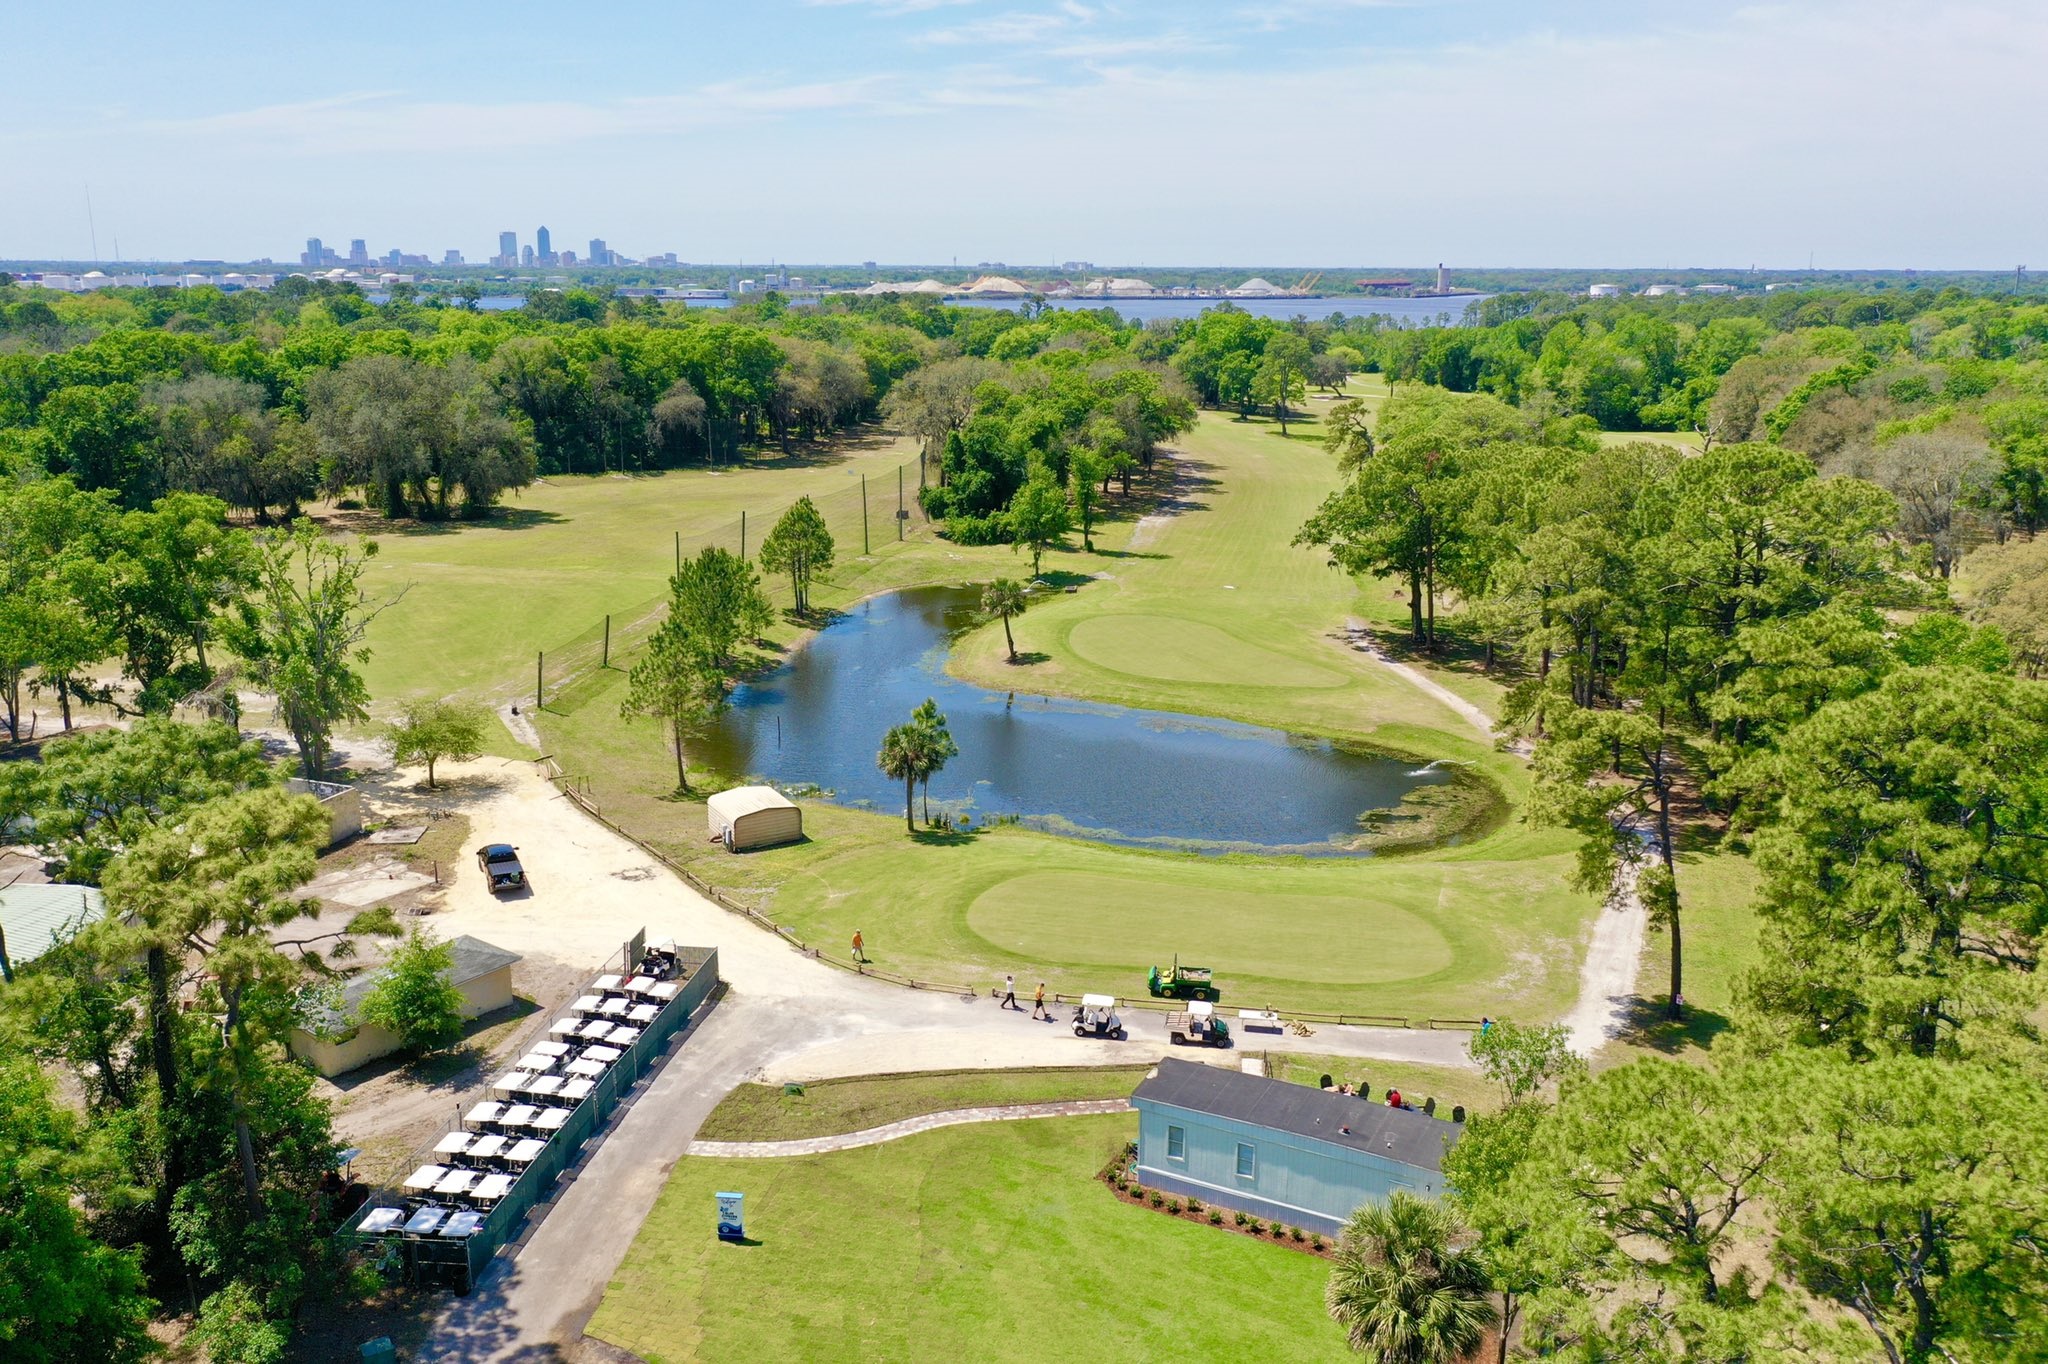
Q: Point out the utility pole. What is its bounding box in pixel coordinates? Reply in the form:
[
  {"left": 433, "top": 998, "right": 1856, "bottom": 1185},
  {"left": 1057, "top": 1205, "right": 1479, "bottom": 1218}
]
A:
[
  {"left": 674, "top": 530, "right": 680, "bottom": 572},
  {"left": 536, "top": 652, "right": 544, "bottom": 710},
  {"left": 861, "top": 475, "right": 869, "bottom": 555},
  {"left": 740, "top": 510, "right": 747, "bottom": 560},
  {"left": 602, "top": 615, "right": 611, "bottom": 669}
]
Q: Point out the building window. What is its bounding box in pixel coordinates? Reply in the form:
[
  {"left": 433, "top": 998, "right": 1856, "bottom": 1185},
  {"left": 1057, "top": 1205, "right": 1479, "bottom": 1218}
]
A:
[
  {"left": 1235, "top": 1142, "right": 1256, "bottom": 1179},
  {"left": 1166, "top": 1125, "right": 1185, "bottom": 1161}
]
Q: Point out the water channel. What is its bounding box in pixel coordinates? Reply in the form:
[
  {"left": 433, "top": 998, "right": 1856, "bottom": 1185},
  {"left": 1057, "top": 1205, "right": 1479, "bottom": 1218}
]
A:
[{"left": 695, "top": 587, "right": 1454, "bottom": 856}]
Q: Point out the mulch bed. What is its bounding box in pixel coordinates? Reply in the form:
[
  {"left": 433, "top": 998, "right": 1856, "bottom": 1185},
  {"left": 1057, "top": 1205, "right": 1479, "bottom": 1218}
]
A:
[{"left": 1098, "top": 1145, "right": 1334, "bottom": 1259}]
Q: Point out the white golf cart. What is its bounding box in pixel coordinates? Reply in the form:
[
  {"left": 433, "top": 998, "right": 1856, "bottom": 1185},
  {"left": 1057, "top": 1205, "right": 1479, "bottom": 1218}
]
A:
[{"left": 1072, "top": 993, "right": 1126, "bottom": 1039}]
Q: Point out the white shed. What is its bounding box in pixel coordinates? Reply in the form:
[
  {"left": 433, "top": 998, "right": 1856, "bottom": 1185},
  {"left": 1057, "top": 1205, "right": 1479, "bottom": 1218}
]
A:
[{"left": 706, "top": 786, "right": 803, "bottom": 852}]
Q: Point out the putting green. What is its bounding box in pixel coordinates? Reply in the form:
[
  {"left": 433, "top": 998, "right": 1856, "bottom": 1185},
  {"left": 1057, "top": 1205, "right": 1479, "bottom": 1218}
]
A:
[
  {"left": 1065, "top": 613, "right": 1347, "bottom": 689},
  {"left": 966, "top": 869, "right": 1455, "bottom": 985}
]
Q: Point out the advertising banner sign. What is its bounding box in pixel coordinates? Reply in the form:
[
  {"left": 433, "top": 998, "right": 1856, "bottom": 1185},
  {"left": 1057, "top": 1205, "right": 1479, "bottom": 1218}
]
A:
[{"left": 715, "top": 1191, "right": 744, "bottom": 1241}]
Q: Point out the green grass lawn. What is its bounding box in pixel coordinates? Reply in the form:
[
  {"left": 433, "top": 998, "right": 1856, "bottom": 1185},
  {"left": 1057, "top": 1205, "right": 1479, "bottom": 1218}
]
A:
[
  {"left": 1614, "top": 845, "right": 1764, "bottom": 1057},
  {"left": 587, "top": 1114, "right": 1358, "bottom": 1364},
  {"left": 533, "top": 408, "right": 1594, "bottom": 1018},
  {"left": 351, "top": 434, "right": 926, "bottom": 707},
  {"left": 1258, "top": 1051, "right": 1496, "bottom": 1119},
  {"left": 698, "top": 1065, "right": 1150, "bottom": 1142}
]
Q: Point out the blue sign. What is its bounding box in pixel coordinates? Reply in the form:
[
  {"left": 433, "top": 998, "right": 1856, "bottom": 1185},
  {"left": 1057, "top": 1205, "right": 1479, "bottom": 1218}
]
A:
[{"left": 715, "top": 1191, "right": 745, "bottom": 1241}]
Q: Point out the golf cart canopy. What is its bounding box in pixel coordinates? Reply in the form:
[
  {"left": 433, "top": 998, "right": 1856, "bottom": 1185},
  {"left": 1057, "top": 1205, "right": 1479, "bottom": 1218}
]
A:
[
  {"left": 1186, "top": 999, "right": 1214, "bottom": 1018},
  {"left": 1082, "top": 993, "right": 1116, "bottom": 1009}
]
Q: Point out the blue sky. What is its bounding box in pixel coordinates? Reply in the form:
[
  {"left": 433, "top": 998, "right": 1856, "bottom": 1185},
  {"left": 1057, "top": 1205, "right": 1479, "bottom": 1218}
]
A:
[{"left": 5, "top": 0, "right": 2043, "bottom": 268}]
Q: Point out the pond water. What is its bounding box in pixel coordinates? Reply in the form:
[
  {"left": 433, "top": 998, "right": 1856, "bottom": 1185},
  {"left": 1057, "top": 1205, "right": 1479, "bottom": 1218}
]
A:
[{"left": 696, "top": 587, "right": 1453, "bottom": 856}]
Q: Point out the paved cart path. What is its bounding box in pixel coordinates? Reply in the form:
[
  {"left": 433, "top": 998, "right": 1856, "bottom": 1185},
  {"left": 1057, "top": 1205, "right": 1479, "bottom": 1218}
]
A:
[{"left": 686, "top": 1097, "right": 1133, "bottom": 1158}]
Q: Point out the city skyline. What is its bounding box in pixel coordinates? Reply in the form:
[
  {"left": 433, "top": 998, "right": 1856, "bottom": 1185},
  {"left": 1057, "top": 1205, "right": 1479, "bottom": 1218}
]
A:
[{"left": 4, "top": 1, "right": 2046, "bottom": 269}]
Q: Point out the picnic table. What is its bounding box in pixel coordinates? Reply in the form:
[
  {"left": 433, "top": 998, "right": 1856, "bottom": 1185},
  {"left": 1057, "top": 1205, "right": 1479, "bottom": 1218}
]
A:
[
  {"left": 593, "top": 975, "right": 623, "bottom": 991},
  {"left": 468, "top": 1133, "right": 509, "bottom": 1160},
  {"left": 627, "top": 1003, "right": 660, "bottom": 1024},
  {"left": 583, "top": 1044, "right": 623, "bottom": 1064},
  {"left": 402, "top": 1207, "right": 448, "bottom": 1236},
  {"left": 403, "top": 1164, "right": 449, "bottom": 1192},
  {"left": 358, "top": 1206, "right": 405, "bottom": 1234},
  {"left": 434, "top": 1131, "right": 475, "bottom": 1156},
  {"left": 434, "top": 1169, "right": 479, "bottom": 1197},
  {"left": 1237, "top": 1009, "right": 1284, "bottom": 1031},
  {"left": 534, "top": 1107, "right": 572, "bottom": 1132},
  {"left": 471, "top": 1173, "right": 515, "bottom": 1203},
  {"left": 465, "top": 1101, "right": 504, "bottom": 1127},
  {"left": 547, "top": 1016, "right": 584, "bottom": 1037},
  {"left": 559, "top": 1078, "right": 595, "bottom": 1102},
  {"left": 440, "top": 1209, "right": 485, "bottom": 1238},
  {"left": 504, "top": 1138, "right": 547, "bottom": 1165},
  {"left": 532, "top": 1040, "right": 572, "bottom": 1057},
  {"left": 500, "top": 1103, "right": 541, "bottom": 1129},
  {"left": 527, "top": 1074, "right": 565, "bottom": 1097}
]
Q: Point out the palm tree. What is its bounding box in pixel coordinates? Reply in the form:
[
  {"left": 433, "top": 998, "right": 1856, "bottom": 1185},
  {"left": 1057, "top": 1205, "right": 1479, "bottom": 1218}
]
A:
[
  {"left": 877, "top": 722, "right": 925, "bottom": 833},
  {"left": 1326, "top": 1192, "right": 1495, "bottom": 1363},
  {"left": 910, "top": 698, "right": 958, "bottom": 824},
  {"left": 981, "top": 578, "right": 1028, "bottom": 663}
]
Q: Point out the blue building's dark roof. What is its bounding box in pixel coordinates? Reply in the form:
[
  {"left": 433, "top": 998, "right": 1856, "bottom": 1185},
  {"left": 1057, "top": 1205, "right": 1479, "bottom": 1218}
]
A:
[{"left": 1132, "top": 1058, "right": 1461, "bottom": 1172}]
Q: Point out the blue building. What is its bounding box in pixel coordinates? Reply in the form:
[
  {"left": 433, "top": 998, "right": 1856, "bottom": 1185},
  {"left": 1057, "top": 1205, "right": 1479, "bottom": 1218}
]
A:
[{"left": 1131, "top": 1059, "right": 1462, "bottom": 1236}]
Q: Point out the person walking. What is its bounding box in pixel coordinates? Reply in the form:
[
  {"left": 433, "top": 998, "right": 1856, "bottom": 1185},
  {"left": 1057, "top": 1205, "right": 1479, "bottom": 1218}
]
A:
[
  {"left": 851, "top": 929, "right": 866, "bottom": 964},
  {"left": 1031, "top": 982, "right": 1046, "bottom": 1018},
  {"left": 1000, "top": 974, "right": 1017, "bottom": 1010}
]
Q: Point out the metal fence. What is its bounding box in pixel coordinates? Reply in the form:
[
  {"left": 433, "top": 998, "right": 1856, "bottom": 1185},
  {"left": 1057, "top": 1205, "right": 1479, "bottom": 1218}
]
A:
[{"left": 335, "top": 944, "right": 722, "bottom": 1293}]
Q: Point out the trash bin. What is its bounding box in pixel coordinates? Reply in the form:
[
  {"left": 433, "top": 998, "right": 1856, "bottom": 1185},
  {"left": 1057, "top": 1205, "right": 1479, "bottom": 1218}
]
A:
[{"left": 361, "top": 1339, "right": 397, "bottom": 1364}]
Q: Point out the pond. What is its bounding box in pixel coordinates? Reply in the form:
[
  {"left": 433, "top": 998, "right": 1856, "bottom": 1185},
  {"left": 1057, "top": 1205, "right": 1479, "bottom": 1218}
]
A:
[{"left": 697, "top": 587, "right": 1459, "bottom": 856}]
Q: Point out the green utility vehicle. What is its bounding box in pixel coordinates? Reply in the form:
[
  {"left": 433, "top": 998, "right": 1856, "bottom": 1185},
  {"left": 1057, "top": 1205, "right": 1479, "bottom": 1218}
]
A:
[{"left": 1147, "top": 958, "right": 1219, "bottom": 1003}]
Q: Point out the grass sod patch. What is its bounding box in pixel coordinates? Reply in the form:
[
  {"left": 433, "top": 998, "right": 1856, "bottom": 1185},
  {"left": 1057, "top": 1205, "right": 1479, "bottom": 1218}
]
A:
[
  {"left": 697, "top": 1065, "right": 1149, "bottom": 1142},
  {"left": 586, "top": 1114, "right": 1358, "bottom": 1364}
]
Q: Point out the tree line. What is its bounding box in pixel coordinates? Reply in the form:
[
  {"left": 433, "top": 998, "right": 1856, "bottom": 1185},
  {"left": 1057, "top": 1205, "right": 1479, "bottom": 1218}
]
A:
[{"left": 1301, "top": 386, "right": 2048, "bottom": 1362}]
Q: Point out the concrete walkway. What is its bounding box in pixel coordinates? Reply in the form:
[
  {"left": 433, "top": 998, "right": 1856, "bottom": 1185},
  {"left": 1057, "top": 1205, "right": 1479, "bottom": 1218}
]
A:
[{"left": 687, "top": 1098, "right": 1132, "bottom": 1158}]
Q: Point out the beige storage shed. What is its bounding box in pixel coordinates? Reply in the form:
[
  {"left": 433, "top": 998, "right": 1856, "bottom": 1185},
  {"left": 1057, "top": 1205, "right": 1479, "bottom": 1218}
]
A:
[
  {"left": 706, "top": 785, "right": 803, "bottom": 852},
  {"left": 289, "top": 935, "right": 520, "bottom": 1077}
]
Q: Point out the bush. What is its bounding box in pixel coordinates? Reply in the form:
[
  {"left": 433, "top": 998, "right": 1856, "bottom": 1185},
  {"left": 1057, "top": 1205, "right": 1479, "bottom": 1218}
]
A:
[
  {"left": 1250, "top": 1219, "right": 1265, "bottom": 1236},
  {"left": 1149, "top": 1191, "right": 1165, "bottom": 1208},
  {"left": 357, "top": 925, "right": 466, "bottom": 1054},
  {"left": 1166, "top": 1198, "right": 1181, "bottom": 1214},
  {"left": 193, "top": 1282, "right": 289, "bottom": 1364},
  {"left": 1209, "top": 1210, "right": 1223, "bottom": 1225},
  {"left": 1290, "top": 1226, "right": 1305, "bottom": 1242},
  {"left": 1234, "top": 1210, "right": 1250, "bottom": 1227},
  {"left": 1185, "top": 1195, "right": 1202, "bottom": 1213},
  {"left": 1311, "top": 1234, "right": 1324, "bottom": 1251}
]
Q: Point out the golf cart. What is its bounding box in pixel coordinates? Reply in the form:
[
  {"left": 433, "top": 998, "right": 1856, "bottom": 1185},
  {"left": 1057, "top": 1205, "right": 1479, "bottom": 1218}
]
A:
[
  {"left": 1072, "top": 994, "right": 1126, "bottom": 1039},
  {"left": 1148, "top": 957, "right": 1219, "bottom": 1003},
  {"left": 1166, "top": 999, "right": 1231, "bottom": 1047}
]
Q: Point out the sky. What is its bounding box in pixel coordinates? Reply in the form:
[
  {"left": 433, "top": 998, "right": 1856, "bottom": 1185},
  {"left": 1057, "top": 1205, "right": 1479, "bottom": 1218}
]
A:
[{"left": 5, "top": 0, "right": 2045, "bottom": 270}]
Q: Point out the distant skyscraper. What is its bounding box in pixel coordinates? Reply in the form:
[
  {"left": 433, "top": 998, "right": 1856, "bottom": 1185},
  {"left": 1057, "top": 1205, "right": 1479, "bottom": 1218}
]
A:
[
  {"left": 303, "top": 237, "right": 324, "bottom": 267},
  {"left": 349, "top": 238, "right": 368, "bottom": 265},
  {"left": 587, "top": 237, "right": 608, "bottom": 266},
  {"left": 521, "top": 245, "right": 535, "bottom": 267},
  {"left": 498, "top": 230, "right": 518, "bottom": 266},
  {"left": 443, "top": 249, "right": 464, "bottom": 266},
  {"left": 536, "top": 225, "right": 553, "bottom": 264}
]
